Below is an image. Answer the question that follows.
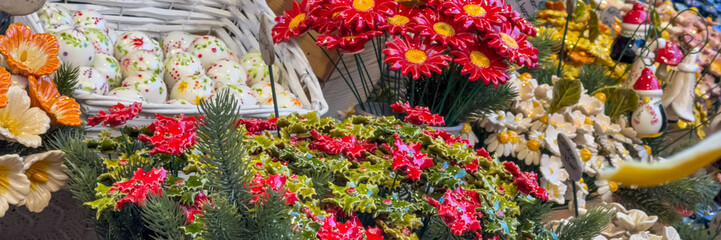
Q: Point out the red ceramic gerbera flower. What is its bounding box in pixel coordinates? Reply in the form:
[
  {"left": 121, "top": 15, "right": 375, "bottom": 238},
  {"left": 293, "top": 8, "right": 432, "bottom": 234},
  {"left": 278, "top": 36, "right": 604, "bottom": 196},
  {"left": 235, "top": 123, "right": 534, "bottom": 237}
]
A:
[
  {"left": 109, "top": 168, "right": 168, "bottom": 209},
  {"left": 316, "top": 214, "right": 367, "bottom": 240},
  {"left": 485, "top": 23, "right": 539, "bottom": 68},
  {"left": 329, "top": 0, "right": 398, "bottom": 31},
  {"left": 272, "top": 1, "right": 314, "bottom": 43},
  {"left": 451, "top": 44, "right": 509, "bottom": 86},
  {"left": 309, "top": 4, "right": 341, "bottom": 34},
  {"left": 316, "top": 29, "right": 383, "bottom": 53},
  {"left": 138, "top": 114, "right": 198, "bottom": 156},
  {"left": 382, "top": 35, "right": 451, "bottom": 80},
  {"left": 426, "top": 187, "right": 484, "bottom": 237},
  {"left": 179, "top": 191, "right": 212, "bottom": 224},
  {"left": 245, "top": 172, "right": 299, "bottom": 205},
  {"left": 441, "top": 0, "right": 506, "bottom": 31},
  {"left": 384, "top": 134, "right": 434, "bottom": 180},
  {"left": 381, "top": 4, "right": 419, "bottom": 35},
  {"left": 507, "top": 11, "right": 537, "bottom": 37},
  {"left": 390, "top": 101, "right": 445, "bottom": 126},
  {"left": 87, "top": 102, "right": 143, "bottom": 127},
  {"left": 414, "top": 8, "right": 475, "bottom": 49},
  {"left": 503, "top": 162, "right": 548, "bottom": 201},
  {"left": 309, "top": 129, "right": 377, "bottom": 161}
]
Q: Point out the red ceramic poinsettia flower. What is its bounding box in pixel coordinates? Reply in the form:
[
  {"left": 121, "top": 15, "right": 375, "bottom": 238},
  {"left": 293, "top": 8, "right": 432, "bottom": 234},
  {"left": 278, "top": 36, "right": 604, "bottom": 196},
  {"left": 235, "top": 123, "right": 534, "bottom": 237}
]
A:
[
  {"left": 441, "top": 0, "right": 506, "bottom": 31},
  {"left": 381, "top": 4, "right": 419, "bottom": 35},
  {"left": 452, "top": 43, "right": 509, "bottom": 86},
  {"left": 507, "top": 11, "right": 537, "bottom": 37},
  {"left": 503, "top": 162, "right": 548, "bottom": 201},
  {"left": 109, "top": 168, "right": 168, "bottom": 209},
  {"left": 236, "top": 117, "right": 278, "bottom": 135},
  {"left": 382, "top": 35, "right": 451, "bottom": 80},
  {"left": 329, "top": 0, "right": 398, "bottom": 31},
  {"left": 476, "top": 148, "right": 491, "bottom": 161},
  {"left": 272, "top": 1, "right": 315, "bottom": 43},
  {"left": 309, "top": 129, "right": 377, "bottom": 161},
  {"left": 485, "top": 23, "right": 539, "bottom": 68},
  {"left": 365, "top": 227, "right": 383, "bottom": 240},
  {"left": 180, "top": 191, "right": 213, "bottom": 224},
  {"left": 316, "top": 29, "right": 383, "bottom": 53},
  {"left": 138, "top": 114, "right": 198, "bottom": 156},
  {"left": 87, "top": 102, "right": 143, "bottom": 127},
  {"left": 316, "top": 214, "right": 366, "bottom": 240},
  {"left": 384, "top": 134, "right": 434, "bottom": 180},
  {"left": 245, "top": 172, "right": 299, "bottom": 205},
  {"left": 423, "top": 129, "right": 471, "bottom": 148},
  {"left": 426, "top": 187, "right": 484, "bottom": 237},
  {"left": 390, "top": 101, "right": 445, "bottom": 126},
  {"left": 414, "top": 8, "right": 475, "bottom": 49}
]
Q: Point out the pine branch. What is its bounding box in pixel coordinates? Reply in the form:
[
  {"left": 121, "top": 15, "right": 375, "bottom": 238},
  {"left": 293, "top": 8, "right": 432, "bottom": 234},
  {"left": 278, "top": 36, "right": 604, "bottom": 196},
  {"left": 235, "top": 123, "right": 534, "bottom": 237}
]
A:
[
  {"left": 202, "top": 196, "right": 245, "bottom": 240},
  {"left": 578, "top": 63, "right": 615, "bottom": 93},
  {"left": 674, "top": 223, "right": 715, "bottom": 240},
  {"left": 463, "top": 83, "right": 519, "bottom": 123},
  {"left": 142, "top": 195, "right": 187, "bottom": 240},
  {"left": 527, "top": 30, "right": 561, "bottom": 66},
  {"left": 252, "top": 190, "right": 297, "bottom": 240},
  {"left": 518, "top": 199, "right": 553, "bottom": 224},
  {"left": 53, "top": 62, "right": 80, "bottom": 97},
  {"left": 555, "top": 205, "right": 614, "bottom": 240}
]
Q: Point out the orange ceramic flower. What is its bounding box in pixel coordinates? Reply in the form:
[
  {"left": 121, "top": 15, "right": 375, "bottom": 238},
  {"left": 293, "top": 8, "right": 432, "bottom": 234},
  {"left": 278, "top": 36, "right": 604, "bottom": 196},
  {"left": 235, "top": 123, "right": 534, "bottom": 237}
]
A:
[
  {"left": 569, "top": 51, "right": 595, "bottom": 64},
  {"left": 0, "top": 67, "right": 10, "bottom": 108},
  {"left": 27, "top": 75, "right": 82, "bottom": 126},
  {"left": 0, "top": 23, "right": 60, "bottom": 77}
]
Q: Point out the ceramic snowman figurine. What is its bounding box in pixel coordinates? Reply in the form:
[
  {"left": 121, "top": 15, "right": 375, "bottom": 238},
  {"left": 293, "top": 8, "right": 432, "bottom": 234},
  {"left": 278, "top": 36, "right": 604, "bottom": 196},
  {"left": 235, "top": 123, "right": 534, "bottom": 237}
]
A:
[
  {"left": 632, "top": 68, "right": 667, "bottom": 137},
  {"left": 625, "top": 39, "right": 664, "bottom": 88},
  {"left": 662, "top": 48, "right": 698, "bottom": 122},
  {"left": 610, "top": 3, "right": 650, "bottom": 64}
]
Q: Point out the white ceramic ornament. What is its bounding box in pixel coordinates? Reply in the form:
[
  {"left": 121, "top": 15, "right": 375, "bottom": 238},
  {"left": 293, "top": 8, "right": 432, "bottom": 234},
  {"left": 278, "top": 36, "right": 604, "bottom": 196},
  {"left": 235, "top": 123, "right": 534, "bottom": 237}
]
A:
[
  {"left": 122, "top": 71, "right": 167, "bottom": 103},
  {"left": 165, "top": 99, "right": 192, "bottom": 105},
  {"left": 251, "top": 81, "right": 285, "bottom": 103},
  {"left": 72, "top": 10, "right": 108, "bottom": 33},
  {"left": 54, "top": 28, "right": 94, "bottom": 68},
  {"left": 163, "top": 52, "right": 204, "bottom": 88},
  {"left": 38, "top": 4, "right": 73, "bottom": 26},
  {"left": 161, "top": 31, "right": 195, "bottom": 56},
  {"left": 45, "top": 24, "right": 73, "bottom": 35},
  {"left": 75, "top": 67, "right": 108, "bottom": 94},
  {"left": 215, "top": 84, "right": 257, "bottom": 106},
  {"left": 106, "top": 87, "right": 146, "bottom": 102},
  {"left": 625, "top": 39, "right": 664, "bottom": 88},
  {"left": 80, "top": 27, "right": 113, "bottom": 55},
  {"left": 90, "top": 52, "right": 123, "bottom": 89},
  {"left": 631, "top": 68, "right": 666, "bottom": 137},
  {"left": 207, "top": 59, "right": 247, "bottom": 88},
  {"left": 189, "top": 36, "right": 232, "bottom": 69},
  {"left": 241, "top": 51, "right": 280, "bottom": 86},
  {"left": 114, "top": 31, "right": 157, "bottom": 60},
  {"left": 662, "top": 49, "right": 698, "bottom": 122},
  {"left": 260, "top": 91, "right": 301, "bottom": 109},
  {"left": 120, "top": 50, "right": 162, "bottom": 78},
  {"left": 151, "top": 39, "right": 164, "bottom": 59},
  {"left": 10, "top": 75, "right": 28, "bottom": 89},
  {"left": 170, "top": 74, "right": 215, "bottom": 105}
]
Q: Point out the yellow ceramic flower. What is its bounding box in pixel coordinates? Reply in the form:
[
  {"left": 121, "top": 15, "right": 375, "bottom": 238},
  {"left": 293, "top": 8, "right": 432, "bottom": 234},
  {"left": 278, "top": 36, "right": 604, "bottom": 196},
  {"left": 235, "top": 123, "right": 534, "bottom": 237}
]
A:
[
  {"left": 21, "top": 150, "right": 68, "bottom": 212},
  {"left": 0, "top": 154, "right": 31, "bottom": 217},
  {"left": 0, "top": 23, "right": 60, "bottom": 77},
  {"left": 0, "top": 86, "right": 50, "bottom": 148}
]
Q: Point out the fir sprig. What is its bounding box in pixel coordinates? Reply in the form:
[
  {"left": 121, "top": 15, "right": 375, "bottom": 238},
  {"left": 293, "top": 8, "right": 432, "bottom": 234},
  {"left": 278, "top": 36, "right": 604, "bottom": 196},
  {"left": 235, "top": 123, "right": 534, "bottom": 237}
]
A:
[
  {"left": 578, "top": 63, "right": 615, "bottom": 93},
  {"left": 554, "top": 205, "right": 614, "bottom": 240},
  {"left": 201, "top": 195, "right": 245, "bottom": 240},
  {"left": 142, "top": 195, "right": 187, "bottom": 240},
  {"left": 252, "top": 190, "right": 297, "bottom": 240},
  {"left": 52, "top": 62, "right": 80, "bottom": 97}
]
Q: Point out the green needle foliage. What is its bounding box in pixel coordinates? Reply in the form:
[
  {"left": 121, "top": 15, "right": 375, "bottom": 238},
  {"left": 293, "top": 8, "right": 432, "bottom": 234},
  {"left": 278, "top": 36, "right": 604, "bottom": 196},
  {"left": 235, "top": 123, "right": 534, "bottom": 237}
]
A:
[
  {"left": 142, "top": 195, "right": 187, "bottom": 240},
  {"left": 52, "top": 62, "right": 80, "bottom": 97},
  {"left": 554, "top": 205, "right": 614, "bottom": 240},
  {"left": 202, "top": 196, "right": 245, "bottom": 240},
  {"left": 577, "top": 63, "right": 615, "bottom": 93}
]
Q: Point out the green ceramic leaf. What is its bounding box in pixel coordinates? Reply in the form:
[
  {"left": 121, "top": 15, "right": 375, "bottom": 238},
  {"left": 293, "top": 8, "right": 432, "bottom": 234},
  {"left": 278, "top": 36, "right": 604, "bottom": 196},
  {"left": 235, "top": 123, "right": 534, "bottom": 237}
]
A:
[
  {"left": 589, "top": 11, "right": 601, "bottom": 42},
  {"left": 594, "top": 86, "right": 639, "bottom": 121},
  {"left": 572, "top": 1, "right": 587, "bottom": 22},
  {"left": 549, "top": 79, "right": 582, "bottom": 113}
]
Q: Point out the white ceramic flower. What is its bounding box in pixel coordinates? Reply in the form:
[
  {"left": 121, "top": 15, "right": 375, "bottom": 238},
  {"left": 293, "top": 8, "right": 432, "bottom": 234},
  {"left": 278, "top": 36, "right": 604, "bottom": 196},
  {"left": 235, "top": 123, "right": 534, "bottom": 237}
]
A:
[
  {"left": 515, "top": 99, "right": 546, "bottom": 120},
  {"left": 634, "top": 144, "right": 653, "bottom": 162},
  {"left": 540, "top": 154, "right": 569, "bottom": 183},
  {"left": 583, "top": 151, "right": 608, "bottom": 176},
  {"left": 566, "top": 110, "right": 595, "bottom": 133},
  {"left": 591, "top": 235, "right": 608, "bottom": 240},
  {"left": 592, "top": 114, "right": 621, "bottom": 136},
  {"left": 484, "top": 130, "right": 520, "bottom": 157},
  {"left": 615, "top": 209, "right": 658, "bottom": 233},
  {"left": 566, "top": 184, "right": 588, "bottom": 214},
  {"left": 576, "top": 94, "right": 605, "bottom": 115},
  {"left": 515, "top": 130, "right": 544, "bottom": 165},
  {"left": 661, "top": 226, "right": 681, "bottom": 240},
  {"left": 21, "top": 150, "right": 69, "bottom": 212},
  {"left": 505, "top": 112, "right": 532, "bottom": 131},
  {"left": 535, "top": 84, "right": 554, "bottom": 101},
  {"left": 628, "top": 232, "right": 662, "bottom": 240},
  {"left": 595, "top": 179, "right": 618, "bottom": 201},
  {"left": 600, "top": 223, "right": 626, "bottom": 239},
  {"left": 0, "top": 154, "right": 31, "bottom": 217},
  {"left": 608, "top": 202, "right": 628, "bottom": 215},
  {"left": 482, "top": 111, "right": 515, "bottom": 131},
  {"left": 544, "top": 125, "right": 576, "bottom": 156},
  {"left": 548, "top": 113, "right": 577, "bottom": 137},
  {"left": 0, "top": 87, "right": 50, "bottom": 148},
  {"left": 518, "top": 78, "right": 539, "bottom": 101},
  {"left": 617, "top": 117, "right": 640, "bottom": 143},
  {"left": 541, "top": 179, "right": 567, "bottom": 204}
]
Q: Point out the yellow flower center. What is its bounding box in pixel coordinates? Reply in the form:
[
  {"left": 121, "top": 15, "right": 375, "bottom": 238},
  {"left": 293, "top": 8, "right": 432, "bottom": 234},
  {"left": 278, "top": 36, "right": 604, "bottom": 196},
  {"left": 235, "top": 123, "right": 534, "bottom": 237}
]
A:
[
  {"left": 11, "top": 45, "right": 48, "bottom": 71},
  {"left": 288, "top": 13, "right": 306, "bottom": 29},
  {"left": 526, "top": 139, "right": 540, "bottom": 151},
  {"left": 532, "top": 101, "right": 541, "bottom": 108},
  {"left": 0, "top": 118, "right": 20, "bottom": 136},
  {"left": 539, "top": 115, "right": 548, "bottom": 124},
  {"left": 580, "top": 148, "right": 592, "bottom": 162},
  {"left": 25, "top": 161, "right": 50, "bottom": 187},
  {"left": 463, "top": 4, "right": 487, "bottom": 16},
  {"left": 470, "top": 51, "right": 490, "bottom": 68},
  {"left": 387, "top": 15, "right": 410, "bottom": 26},
  {"left": 595, "top": 93, "right": 607, "bottom": 102},
  {"left": 433, "top": 22, "right": 456, "bottom": 37},
  {"left": 643, "top": 145, "right": 652, "bottom": 155},
  {"left": 677, "top": 120, "right": 688, "bottom": 129},
  {"left": 608, "top": 181, "right": 618, "bottom": 192},
  {"left": 0, "top": 166, "right": 9, "bottom": 194},
  {"left": 497, "top": 132, "right": 510, "bottom": 144},
  {"left": 353, "top": 0, "right": 375, "bottom": 11},
  {"left": 497, "top": 115, "right": 505, "bottom": 120},
  {"left": 404, "top": 49, "right": 427, "bottom": 64},
  {"left": 584, "top": 117, "right": 593, "bottom": 125},
  {"left": 508, "top": 131, "right": 520, "bottom": 143},
  {"left": 500, "top": 33, "right": 519, "bottom": 49}
]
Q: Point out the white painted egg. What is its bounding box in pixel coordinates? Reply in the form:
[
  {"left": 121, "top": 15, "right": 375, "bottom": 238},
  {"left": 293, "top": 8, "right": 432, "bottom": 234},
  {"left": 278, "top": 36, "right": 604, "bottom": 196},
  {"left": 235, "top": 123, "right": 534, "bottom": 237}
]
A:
[
  {"left": 207, "top": 59, "right": 247, "bottom": 88},
  {"left": 73, "top": 10, "right": 108, "bottom": 32},
  {"left": 106, "top": 87, "right": 146, "bottom": 102},
  {"left": 189, "top": 35, "right": 232, "bottom": 69},
  {"left": 75, "top": 67, "right": 108, "bottom": 95},
  {"left": 90, "top": 52, "right": 122, "bottom": 89},
  {"left": 120, "top": 50, "right": 162, "bottom": 78},
  {"left": 260, "top": 91, "right": 301, "bottom": 109},
  {"left": 170, "top": 74, "right": 215, "bottom": 105},
  {"left": 122, "top": 71, "right": 167, "bottom": 103},
  {"left": 163, "top": 52, "right": 204, "bottom": 88},
  {"left": 38, "top": 4, "right": 73, "bottom": 26},
  {"left": 80, "top": 27, "right": 113, "bottom": 55},
  {"left": 161, "top": 31, "right": 195, "bottom": 56},
  {"left": 45, "top": 24, "right": 73, "bottom": 35},
  {"left": 114, "top": 31, "right": 156, "bottom": 60},
  {"left": 54, "top": 28, "right": 94, "bottom": 68},
  {"left": 165, "top": 99, "right": 192, "bottom": 105},
  {"left": 251, "top": 81, "right": 285, "bottom": 103},
  {"left": 240, "top": 51, "right": 281, "bottom": 86},
  {"left": 215, "top": 84, "right": 257, "bottom": 106}
]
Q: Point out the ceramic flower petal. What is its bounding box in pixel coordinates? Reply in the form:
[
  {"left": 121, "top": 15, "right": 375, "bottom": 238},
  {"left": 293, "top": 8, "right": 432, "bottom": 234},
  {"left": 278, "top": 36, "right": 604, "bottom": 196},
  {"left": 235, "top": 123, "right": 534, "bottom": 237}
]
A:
[
  {"left": 615, "top": 209, "right": 658, "bottom": 233},
  {"left": 0, "top": 23, "right": 60, "bottom": 77},
  {"left": 28, "top": 75, "right": 82, "bottom": 126},
  {"left": 20, "top": 150, "right": 69, "bottom": 212},
  {"left": 0, "top": 154, "right": 31, "bottom": 217},
  {"left": 0, "top": 86, "right": 50, "bottom": 148},
  {"left": 0, "top": 68, "right": 10, "bottom": 109}
]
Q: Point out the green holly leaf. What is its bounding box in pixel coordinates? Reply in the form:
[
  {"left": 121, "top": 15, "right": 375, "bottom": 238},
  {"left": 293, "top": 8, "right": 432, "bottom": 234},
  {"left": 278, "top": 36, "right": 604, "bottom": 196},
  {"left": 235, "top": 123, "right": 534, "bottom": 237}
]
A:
[
  {"left": 181, "top": 220, "right": 204, "bottom": 238},
  {"left": 593, "top": 86, "right": 639, "bottom": 121},
  {"left": 323, "top": 183, "right": 380, "bottom": 215},
  {"left": 376, "top": 200, "right": 423, "bottom": 229},
  {"left": 549, "top": 79, "right": 582, "bottom": 113},
  {"left": 287, "top": 175, "right": 317, "bottom": 199}
]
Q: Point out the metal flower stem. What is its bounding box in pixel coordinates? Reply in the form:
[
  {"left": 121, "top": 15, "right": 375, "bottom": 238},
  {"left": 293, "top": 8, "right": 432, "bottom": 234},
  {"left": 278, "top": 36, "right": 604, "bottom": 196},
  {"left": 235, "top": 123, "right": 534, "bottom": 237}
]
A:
[
  {"left": 268, "top": 65, "right": 281, "bottom": 137},
  {"left": 557, "top": 16, "right": 571, "bottom": 76},
  {"left": 571, "top": 180, "right": 579, "bottom": 217}
]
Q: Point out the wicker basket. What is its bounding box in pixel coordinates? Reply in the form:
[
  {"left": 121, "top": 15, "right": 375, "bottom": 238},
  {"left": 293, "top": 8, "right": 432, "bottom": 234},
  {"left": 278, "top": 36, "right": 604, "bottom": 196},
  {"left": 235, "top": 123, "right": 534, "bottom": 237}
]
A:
[{"left": 17, "top": 0, "right": 328, "bottom": 126}]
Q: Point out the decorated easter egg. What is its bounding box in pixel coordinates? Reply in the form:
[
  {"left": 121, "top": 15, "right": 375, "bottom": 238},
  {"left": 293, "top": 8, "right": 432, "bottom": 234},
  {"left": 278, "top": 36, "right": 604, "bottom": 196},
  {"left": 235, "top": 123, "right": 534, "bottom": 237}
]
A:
[
  {"left": 73, "top": 10, "right": 108, "bottom": 32},
  {"left": 207, "top": 59, "right": 247, "bottom": 88},
  {"left": 114, "top": 31, "right": 156, "bottom": 60},
  {"left": 90, "top": 52, "right": 123, "bottom": 89},
  {"left": 106, "top": 87, "right": 146, "bottom": 102},
  {"left": 216, "top": 84, "right": 257, "bottom": 106},
  {"left": 107, "top": 28, "right": 118, "bottom": 44},
  {"left": 251, "top": 81, "right": 285, "bottom": 103},
  {"left": 120, "top": 50, "right": 162, "bottom": 78},
  {"left": 240, "top": 51, "right": 281, "bottom": 86},
  {"left": 122, "top": 71, "right": 167, "bottom": 103},
  {"left": 189, "top": 35, "right": 232, "bottom": 69},
  {"left": 163, "top": 52, "right": 204, "bottom": 88},
  {"left": 165, "top": 99, "right": 192, "bottom": 105},
  {"left": 81, "top": 27, "right": 113, "bottom": 55},
  {"left": 54, "top": 28, "right": 94, "bottom": 68},
  {"left": 170, "top": 74, "right": 215, "bottom": 105},
  {"left": 161, "top": 31, "right": 195, "bottom": 56},
  {"left": 260, "top": 91, "right": 301, "bottom": 109},
  {"left": 38, "top": 4, "right": 73, "bottom": 26},
  {"left": 75, "top": 67, "right": 108, "bottom": 95},
  {"left": 151, "top": 39, "right": 163, "bottom": 59},
  {"left": 45, "top": 24, "right": 73, "bottom": 35}
]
